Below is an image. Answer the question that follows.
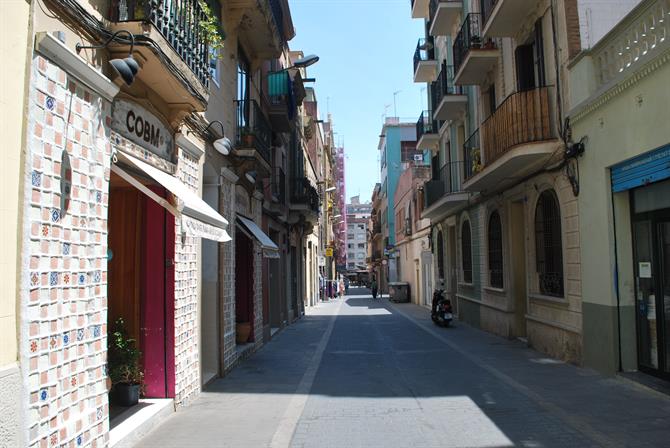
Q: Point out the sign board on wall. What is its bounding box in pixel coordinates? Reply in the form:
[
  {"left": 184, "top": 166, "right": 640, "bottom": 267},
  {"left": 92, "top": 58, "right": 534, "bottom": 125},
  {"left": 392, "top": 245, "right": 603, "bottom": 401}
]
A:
[
  {"left": 325, "top": 247, "right": 334, "bottom": 257},
  {"left": 112, "top": 99, "right": 174, "bottom": 161}
]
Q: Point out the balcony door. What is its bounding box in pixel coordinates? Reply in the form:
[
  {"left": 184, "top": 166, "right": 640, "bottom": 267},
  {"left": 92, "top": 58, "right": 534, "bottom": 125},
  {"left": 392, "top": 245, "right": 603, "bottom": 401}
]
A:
[{"left": 515, "top": 20, "right": 546, "bottom": 90}]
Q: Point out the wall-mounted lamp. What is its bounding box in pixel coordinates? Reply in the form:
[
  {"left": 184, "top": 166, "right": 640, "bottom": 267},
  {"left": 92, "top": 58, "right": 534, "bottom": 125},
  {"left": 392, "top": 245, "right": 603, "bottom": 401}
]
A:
[
  {"left": 245, "top": 170, "right": 257, "bottom": 184},
  {"left": 333, "top": 214, "right": 342, "bottom": 219},
  {"left": 292, "top": 54, "right": 320, "bottom": 69},
  {"left": 202, "top": 120, "right": 232, "bottom": 156},
  {"left": 76, "top": 30, "right": 140, "bottom": 86},
  {"left": 325, "top": 186, "right": 337, "bottom": 193}
]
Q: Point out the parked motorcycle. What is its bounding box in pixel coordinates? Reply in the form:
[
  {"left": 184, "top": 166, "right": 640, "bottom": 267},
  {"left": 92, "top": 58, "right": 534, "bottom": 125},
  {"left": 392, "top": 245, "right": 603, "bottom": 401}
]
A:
[{"left": 431, "top": 289, "right": 453, "bottom": 327}]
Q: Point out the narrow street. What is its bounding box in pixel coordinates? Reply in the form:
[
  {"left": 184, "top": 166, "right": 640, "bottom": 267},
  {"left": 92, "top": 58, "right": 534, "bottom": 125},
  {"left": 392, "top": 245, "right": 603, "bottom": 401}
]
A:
[{"left": 137, "top": 288, "right": 670, "bottom": 448}]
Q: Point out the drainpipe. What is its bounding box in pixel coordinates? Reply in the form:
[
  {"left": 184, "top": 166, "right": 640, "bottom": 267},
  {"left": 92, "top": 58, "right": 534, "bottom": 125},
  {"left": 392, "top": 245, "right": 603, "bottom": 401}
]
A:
[{"left": 610, "top": 190, "right": 624, "bottom": 373}]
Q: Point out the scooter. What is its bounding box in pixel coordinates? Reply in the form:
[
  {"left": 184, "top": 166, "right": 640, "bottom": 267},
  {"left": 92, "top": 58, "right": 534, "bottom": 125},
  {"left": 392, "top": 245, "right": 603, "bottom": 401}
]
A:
[{"left": 431, "top": 289, "right": 453, "bottom": 327}]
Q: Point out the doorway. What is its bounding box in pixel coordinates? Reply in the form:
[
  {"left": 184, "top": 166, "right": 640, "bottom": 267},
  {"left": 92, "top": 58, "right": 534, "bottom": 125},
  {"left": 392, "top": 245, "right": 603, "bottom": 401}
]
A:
[
  {"left": 235, "top": 228, "right": 255, "bottom": 343},
  {"left": 447, "top": 226, "right": 458, "bottom": 316},
  {"left": 269, "top": 230, "right": 282, "bottom": 330},
  {"left": 421, "top": 251, "right": 433, "bottom": 307},
  {"left": 632, "top": 211, "right": 670, "bottom": 379},
  {"left": 510, "top": 201, "right": 527, "bottom": 338},
  {"left": 108, "top": 174, "right": 176, "bottom": 399},
  {"left": 201, "top": 166, "right": 220, "bottom": 384}
]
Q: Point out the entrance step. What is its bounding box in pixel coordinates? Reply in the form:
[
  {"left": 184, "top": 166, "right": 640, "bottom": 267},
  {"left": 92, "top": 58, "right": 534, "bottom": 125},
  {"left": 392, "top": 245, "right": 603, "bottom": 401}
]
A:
[{"left": 109, "top": 398, "right": 174, "bottom": 448}]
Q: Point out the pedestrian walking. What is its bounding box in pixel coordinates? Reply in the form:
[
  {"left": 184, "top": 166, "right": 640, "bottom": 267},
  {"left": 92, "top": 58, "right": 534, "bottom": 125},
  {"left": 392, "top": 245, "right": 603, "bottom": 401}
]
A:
[{"left": 371, "top": 278, "right": 378, "bottom": 300}]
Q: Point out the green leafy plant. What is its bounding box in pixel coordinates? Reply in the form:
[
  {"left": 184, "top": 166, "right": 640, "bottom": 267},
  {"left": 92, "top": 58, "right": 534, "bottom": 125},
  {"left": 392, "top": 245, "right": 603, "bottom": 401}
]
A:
[
  {"left": 198, "top": 0, "right": 225, "bottom": 55},
  {"left": 108, "top": 318, "right": 143, "bottom": 386}
]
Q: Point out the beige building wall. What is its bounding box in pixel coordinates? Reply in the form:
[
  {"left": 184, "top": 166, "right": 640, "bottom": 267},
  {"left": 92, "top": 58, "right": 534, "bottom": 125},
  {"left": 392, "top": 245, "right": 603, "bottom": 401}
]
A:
[
  {"left": 0, "top": 0, "right": 31, "bottom": 446},
  {"left": 569, "top": 0, "right": 670, "bottom": 373}
]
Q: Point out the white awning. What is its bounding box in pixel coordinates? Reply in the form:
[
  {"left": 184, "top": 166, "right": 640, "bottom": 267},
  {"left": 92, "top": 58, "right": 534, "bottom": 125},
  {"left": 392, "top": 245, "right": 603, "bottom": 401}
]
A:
[
  {"left": 236, "top": 216, "right": 279, "bottom": 258},
  {"left": 113, "top": 151, "right": 231, "bottom": 242}
]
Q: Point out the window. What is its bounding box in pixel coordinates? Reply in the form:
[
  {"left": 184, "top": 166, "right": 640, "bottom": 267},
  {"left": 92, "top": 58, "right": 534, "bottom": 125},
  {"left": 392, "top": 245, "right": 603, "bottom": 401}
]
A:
[
  {"left": 347, "top": 244, "right": 353, "bottom": 249},
  {"left": 488, "top": 211, "right": 503, "bottom": 288},
  {"left": 461, "top": 221, "right": 472, "bottom": 283},
  {"left": 535, "top": 190, "right": 564, "bottom": 296},
  {"left": 357, "top": 253, "right": 365, "bottom": 259},
  {"left": 358, "top": 243, "right": 365, "bottom": 248},
  {"left": 209, "top": 46, "right": 220, "bottom": 87}
]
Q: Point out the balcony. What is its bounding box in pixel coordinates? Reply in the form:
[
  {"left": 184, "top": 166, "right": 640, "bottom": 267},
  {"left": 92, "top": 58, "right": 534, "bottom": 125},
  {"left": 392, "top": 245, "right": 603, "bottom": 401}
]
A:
[
  {"left": 290, "top": 177, "right": 320, "bottom": 226},
  {"left": 413, "top": 38, "right": 439, "bottom": 83},
  {"left": 267, "top": 70, "right": 304, "bottom": 132},
  {"left": 108, "top": 0, "right": 210, "bottom": 109},
  {"left": 410, "top": 0, "right": 429, "bottom": 19},
  {"left": 453, "top": 13, "right": 499, "bottom": 85},
  {"left": 463, "top": 86, "right": 559, "bottom": 192},
  {"left": 227, "top": 0, "right": 294, "bottom": 60},
  {"left": 235, "top": 100, "right": 272, "bottom": 171},
  {"left": 416, "top": 110, "right": 440, "bottom": 151},
  {"left": 428, "top": 0, "right": 462, "bottom": 37},
  {"left": 422, "top": 161, "right": 469, "bottom": 221},
  {"left": 432, "top": 64, "right": 468, "bottom": 122},
  {"left": 480, "top": 0, "right": 534, "bottom": 38}
]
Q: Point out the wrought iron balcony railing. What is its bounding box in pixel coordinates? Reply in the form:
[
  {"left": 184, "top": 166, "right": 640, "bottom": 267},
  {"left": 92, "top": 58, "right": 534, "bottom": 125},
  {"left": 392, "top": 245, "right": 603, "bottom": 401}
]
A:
[
  {"left": 481, "top": 86, "right": 555, "bottom": 165},
  {"left": 235, "top": 99, "right": 272, "bottom": 165},
  {"left": 110, "top": 0, "right": 211, "bottom": 88},
  {"left": 431, "top": 63, "right": 462, "bottom": 109},
  {"left": 413, "top": 37, "right": 436, "bottom": 74},
  {"left": 291, "top": 177, "right": 320, "bottom": 213},
  {"left": 424, "top": 161, "right": 464, "bottom": 208},
  {"left": 416, "top": 110, "right": 438, "bottom": 141},
  {"left": 463, "top": 130, "right": 481, "bottom": 181},
  {"left": 453, "top": 13, "right": 497, "bottom": 77}
]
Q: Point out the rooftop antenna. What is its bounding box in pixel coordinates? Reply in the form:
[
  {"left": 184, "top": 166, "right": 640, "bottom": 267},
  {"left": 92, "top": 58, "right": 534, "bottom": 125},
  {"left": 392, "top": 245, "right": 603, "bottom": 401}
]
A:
[
  {"left": 393, "top": 90, "right": 401, "bottom": 118},
  {"left": 383, "top": 104, "right": 391, "bottom": 122}
]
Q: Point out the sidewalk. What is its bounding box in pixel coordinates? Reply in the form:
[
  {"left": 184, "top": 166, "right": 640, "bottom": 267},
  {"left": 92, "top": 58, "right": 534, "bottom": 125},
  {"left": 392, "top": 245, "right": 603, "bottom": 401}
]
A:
[{"left": 389, "top": 301, "right": 670, "bottom": 448}]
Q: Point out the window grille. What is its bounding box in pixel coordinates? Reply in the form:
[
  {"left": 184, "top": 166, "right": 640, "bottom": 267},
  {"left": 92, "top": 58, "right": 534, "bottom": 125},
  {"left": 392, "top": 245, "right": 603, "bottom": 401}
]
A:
[
  {"left": 461, "top": 221, "right": 472, "bottom": 283},
  {"left": 535, "top": 190, "right": 564, "bottom": 296},
  {"left": 488, "top": 211, "right": 503, "bottom": 288}
]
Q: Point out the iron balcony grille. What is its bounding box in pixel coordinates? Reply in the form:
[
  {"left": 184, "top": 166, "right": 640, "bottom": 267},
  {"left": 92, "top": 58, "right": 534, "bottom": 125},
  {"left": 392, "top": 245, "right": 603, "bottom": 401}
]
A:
[
  {"left": 235, "top": 99, "right": 272, "bottom": 165},
  {"left": 431, "top": 63, "right": 463, "bottom": 110},
  {"left": 461, "top": 220, "right": 473, "bottom": 283},
  {"left": 110, "top": 0, "right": 211, "bottom": 88},
  {"left": 291, "top": 177, "right": 320, "bottom": 213},
  {"left": 424, "top": 161, "right": 465, "bottom": 209},
  {"left": 480, "top": 86, "right": 555, "bottom": 165},
  {"left": 453, "top": 13, "right": 497, "bottom": 78},
  {"left": 463, "top": 129, "right": 481, "bottom": 181},
  {"left": 416, "top": 110, "right": 438, "bottom": 141},
  {"left": 535, "top": 189, "right": 564, "bottom": 297},
  {"left": 488, "top": 210, "right": 503, "bottom": 288},
  {"left": 413, "top": 37, "right": 436, "bottom": 74}
]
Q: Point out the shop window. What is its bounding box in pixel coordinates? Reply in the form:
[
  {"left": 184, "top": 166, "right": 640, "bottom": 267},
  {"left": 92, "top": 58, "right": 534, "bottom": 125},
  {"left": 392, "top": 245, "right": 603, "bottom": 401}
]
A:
[
  {"left": 488, "top": 211, "right": 503, "bottom": 288},
  {"left": 535, "top": 189, "right": 564, "bottom": 296},
  {"left": 462, "top": 220, "right": 472, "bottom": 284}
]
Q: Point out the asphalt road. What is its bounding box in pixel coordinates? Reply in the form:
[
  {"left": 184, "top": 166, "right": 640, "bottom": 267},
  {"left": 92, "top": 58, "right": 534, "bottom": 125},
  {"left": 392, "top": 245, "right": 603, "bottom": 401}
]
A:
[{"left": 136, "top": 289, "right": 670, "bottom": 448}]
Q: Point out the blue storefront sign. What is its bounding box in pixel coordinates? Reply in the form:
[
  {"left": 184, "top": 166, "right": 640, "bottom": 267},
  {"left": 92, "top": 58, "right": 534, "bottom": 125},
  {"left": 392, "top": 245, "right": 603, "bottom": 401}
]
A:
[{"left": 611, "top": 144, "right": 670, "bottom": 193}]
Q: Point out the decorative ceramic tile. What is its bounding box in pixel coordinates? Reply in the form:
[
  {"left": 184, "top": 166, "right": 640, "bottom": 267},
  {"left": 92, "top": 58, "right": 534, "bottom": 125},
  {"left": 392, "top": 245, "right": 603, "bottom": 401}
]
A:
[
  {"left": 93, "top": 325, "right": 101, "bottom": 338},
  {"left": 96, "top": 191, "right": 102, "bottom": 203},
  {"left": 63, "top": 274, "right": 70, "bottom": 284},
  {"left": 76, "top": 328, "right": 84, "bottom": 341},
  {"left": 62, "top": 242, "right": 70, "bottom": 255},
  {"left": 78, "top": 274, "right": 85, "bottom": 285},
  {"left": 76, "top": 435, "right": 82, "bottom": 446},
  {"left": 30, "top": 340, "right": 38, "bottom": 353},
  {"left": 50, "top": 432, "right": 57, "bottom": 446},
  {"left": 31, "top": 170, "right": 41, "bottom": 187},
  {"left": 63, "top": 332, "right": 69, "bottom": 345},
  {"left": 49, "top": 272, "right": 58, "bottom": 286},
  {"left": 71, "top": 376, "right": 77, "bottom": 387},
  {"left": 96, "top": 406, "right": 103, "bottom": 421},
  {"left": 42, "top": 225, "right": 49, "bottom": 237},
  {"left": 30, "top": 272, "right": 39, "bottom": 287},
  {"left": 49, "top": 337, "right": 57, "bottom": 349},
  {"left": 45, "top": 96, "right": 55, "bottom": 111},
  {"left": 40, "top": 388, "right": 48, "bottom": 401},
  {"left": 94, "top": 271, "right": 101, "bottom": 283},
  {"left": 51, "top": 209, "right": 60, "bottom": 222}
]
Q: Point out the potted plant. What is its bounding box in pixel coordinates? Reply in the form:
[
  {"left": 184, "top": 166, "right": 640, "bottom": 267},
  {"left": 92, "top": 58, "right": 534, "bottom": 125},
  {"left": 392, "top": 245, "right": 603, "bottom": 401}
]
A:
[
  {"left": 236, "top": 321, "right": 252, "bottom": 344},
  {"left": 108, "top": 318, "right": 143, "bottom": 407}
]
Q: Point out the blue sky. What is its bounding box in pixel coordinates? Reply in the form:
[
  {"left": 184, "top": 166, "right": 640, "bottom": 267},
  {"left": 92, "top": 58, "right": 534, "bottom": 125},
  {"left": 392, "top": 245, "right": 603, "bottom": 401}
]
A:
[{"left": 289, "top": 0, "right": 425, "bottom": 203}]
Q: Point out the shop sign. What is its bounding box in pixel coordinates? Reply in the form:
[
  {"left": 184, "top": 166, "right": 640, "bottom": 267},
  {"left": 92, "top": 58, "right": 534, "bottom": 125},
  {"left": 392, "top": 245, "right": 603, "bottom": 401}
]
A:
[
  {"left": 325, "top": 247, "right": 334, "bottom": 257},
  {"left": 112, "top": 100, "right": 173, "bottom": 161}
]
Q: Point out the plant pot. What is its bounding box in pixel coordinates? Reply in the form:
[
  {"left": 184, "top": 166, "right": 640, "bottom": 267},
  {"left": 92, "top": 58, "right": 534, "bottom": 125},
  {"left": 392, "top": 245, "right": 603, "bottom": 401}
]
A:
[
  {"left": 112, "top": 383, "right": 140, "bottom": 407},
  {"left": 236, "top": 322, "right": 252, "bottom": 344}
]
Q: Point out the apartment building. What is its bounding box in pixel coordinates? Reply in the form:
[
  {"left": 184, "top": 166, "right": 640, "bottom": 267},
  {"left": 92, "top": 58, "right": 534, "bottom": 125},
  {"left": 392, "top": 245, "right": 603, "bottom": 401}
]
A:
[
  {"left": 410, "top": 0, "right": 642, "bottom": 365},
  {"left": 345, "top": 196, "right": 372, "bottom": 272}
]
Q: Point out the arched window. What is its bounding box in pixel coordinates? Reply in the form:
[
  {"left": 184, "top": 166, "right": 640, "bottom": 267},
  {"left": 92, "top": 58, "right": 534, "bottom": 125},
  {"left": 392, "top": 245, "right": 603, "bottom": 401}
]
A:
[
  {"left": 488, "top": 211, "right": 503, "bottom": 288},
  {"left": 535, "top": 190, "right": 564, "bottom": 297},
  {"left": 436, "top": 230, "right": 444, "bottom": 280},
  {"left": 461, "top": 221, "right": 472, "bottom": 283}
]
